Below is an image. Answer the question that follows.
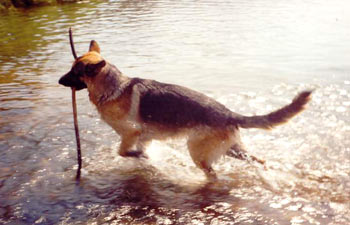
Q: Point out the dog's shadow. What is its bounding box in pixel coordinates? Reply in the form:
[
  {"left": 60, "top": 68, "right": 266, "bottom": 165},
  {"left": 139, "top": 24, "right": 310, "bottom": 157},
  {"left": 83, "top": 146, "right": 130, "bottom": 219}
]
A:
[
  {"left": 52, "top": 157, "right": 276, "bottom": 224},
  {"left": 78, "top": 160, "right": 238, "bottom": 210}
]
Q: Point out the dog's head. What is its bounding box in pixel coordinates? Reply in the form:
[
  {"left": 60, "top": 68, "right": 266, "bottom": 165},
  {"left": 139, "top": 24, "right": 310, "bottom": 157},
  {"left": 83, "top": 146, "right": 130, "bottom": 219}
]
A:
[{"left": 59, "top": 40, "right": 106, "bottom": 90}]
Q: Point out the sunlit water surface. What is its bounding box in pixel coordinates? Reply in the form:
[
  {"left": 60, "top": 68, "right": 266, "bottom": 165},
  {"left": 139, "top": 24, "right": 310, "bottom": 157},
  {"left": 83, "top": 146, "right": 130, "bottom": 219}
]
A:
[{"left": 0, "top": 0, "right": 349, "bottom": 224}]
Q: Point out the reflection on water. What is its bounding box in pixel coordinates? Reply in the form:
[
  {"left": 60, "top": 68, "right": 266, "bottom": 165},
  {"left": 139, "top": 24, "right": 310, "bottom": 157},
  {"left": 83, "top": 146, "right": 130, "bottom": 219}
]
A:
[{"left": 0, "top": 0, "right": 349, "bottom": 224}]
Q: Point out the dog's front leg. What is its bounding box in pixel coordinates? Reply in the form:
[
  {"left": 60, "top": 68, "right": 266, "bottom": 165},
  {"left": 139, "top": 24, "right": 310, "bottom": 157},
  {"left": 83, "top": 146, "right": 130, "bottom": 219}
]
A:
[
  {"left": 118, "top": 130, "right": 142, "bottom": 158},
  {"left": 135, "top": 134, "right": 151, "bottom": 157},
  {"left": 118, "top": 130, "right": 148, "bottom": 158}
]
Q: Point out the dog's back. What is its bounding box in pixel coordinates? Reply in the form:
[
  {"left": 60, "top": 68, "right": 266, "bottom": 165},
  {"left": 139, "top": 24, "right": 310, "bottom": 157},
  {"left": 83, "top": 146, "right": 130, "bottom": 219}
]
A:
[{"left": 134, "top": 79, "right": 236, "bottom": 128}]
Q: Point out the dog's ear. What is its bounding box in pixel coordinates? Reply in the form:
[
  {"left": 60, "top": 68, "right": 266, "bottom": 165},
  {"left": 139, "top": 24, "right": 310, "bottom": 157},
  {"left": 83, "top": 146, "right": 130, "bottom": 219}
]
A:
[
  {"left": 86, "top": 60, "right": 106, "bottom": 77},
  {"left": 89, "top": 40, "right": 100, "bottom": 53}
]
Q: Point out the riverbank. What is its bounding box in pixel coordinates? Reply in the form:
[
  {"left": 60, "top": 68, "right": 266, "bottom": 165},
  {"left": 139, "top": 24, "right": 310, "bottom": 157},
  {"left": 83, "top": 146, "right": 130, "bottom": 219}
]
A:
[{"left": 0, "top": 0, "right": 77, "bottom": 11}]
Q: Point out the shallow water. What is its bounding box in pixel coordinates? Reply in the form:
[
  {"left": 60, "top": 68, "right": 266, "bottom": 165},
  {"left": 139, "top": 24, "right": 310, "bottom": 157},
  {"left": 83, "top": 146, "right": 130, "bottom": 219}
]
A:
[{"left": 0, "top": 0, "right": 349, "bottom": 224}]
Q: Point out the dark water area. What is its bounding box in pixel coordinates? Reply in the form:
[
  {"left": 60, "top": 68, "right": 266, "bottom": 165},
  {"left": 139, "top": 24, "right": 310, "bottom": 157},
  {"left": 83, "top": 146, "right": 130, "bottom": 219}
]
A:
[{"left": 0, "top": 0, "right": 349, "bottom": 224}]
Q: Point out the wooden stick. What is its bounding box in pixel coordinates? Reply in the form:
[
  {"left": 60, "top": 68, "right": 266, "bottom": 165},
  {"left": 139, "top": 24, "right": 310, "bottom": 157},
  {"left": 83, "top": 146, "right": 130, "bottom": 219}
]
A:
[
  {"left": 69, "top": 28, "right": 78, "bottom": 59},
  {"left": 71, "top": 87, "right": 82, "bottom": 180},
  {"left": 68, "top": 28, "right": 82, "bottom": 180}
]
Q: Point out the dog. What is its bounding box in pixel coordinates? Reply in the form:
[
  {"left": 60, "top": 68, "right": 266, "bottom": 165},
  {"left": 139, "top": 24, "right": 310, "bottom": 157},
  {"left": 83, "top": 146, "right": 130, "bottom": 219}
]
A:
[{"left": 59, "top": 40, "right": 312, "bottom": 179}]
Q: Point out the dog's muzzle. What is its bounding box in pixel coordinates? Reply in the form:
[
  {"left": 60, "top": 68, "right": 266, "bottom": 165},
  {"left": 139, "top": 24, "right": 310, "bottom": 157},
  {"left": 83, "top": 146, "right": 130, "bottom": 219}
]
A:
[{"left": 59, "top": 72, "right": 87, "bottom": 91}]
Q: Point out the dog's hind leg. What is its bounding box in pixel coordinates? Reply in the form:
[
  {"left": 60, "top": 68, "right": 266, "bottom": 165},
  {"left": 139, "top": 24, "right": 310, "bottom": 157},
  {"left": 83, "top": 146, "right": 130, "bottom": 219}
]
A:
[
  {"left": 187, "top": 129, "right": 233, "bottom": 180},
  {"left": 187, "top": 136, "right": 216, "bottom": 179},
  {"left": 227, "top": 142, "right": 265, "bottom": 165},
  {"left": 227, "top": 142, "right": 248, "bottom": 160}
]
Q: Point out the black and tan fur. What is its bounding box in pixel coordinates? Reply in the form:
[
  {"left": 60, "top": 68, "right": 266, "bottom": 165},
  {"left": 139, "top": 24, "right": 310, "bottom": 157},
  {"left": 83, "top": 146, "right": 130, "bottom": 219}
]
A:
[{"left": 59, "top": 40, "right": 312, "bottom": 179}]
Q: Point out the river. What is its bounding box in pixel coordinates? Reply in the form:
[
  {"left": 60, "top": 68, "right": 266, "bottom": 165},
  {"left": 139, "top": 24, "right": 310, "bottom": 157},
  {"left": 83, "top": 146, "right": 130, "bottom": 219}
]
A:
[{"left": 0, "top": 0, "right": 349, "bottom": 224}]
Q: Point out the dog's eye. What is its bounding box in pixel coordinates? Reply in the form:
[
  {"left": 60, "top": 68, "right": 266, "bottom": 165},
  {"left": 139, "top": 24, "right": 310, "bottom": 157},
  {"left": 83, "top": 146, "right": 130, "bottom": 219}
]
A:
[
  {"left": 73, "top": 62, "right": 85, "bottom": 75},
  {"left": 85, "top": 65, "right": 95, "bottom": 77}
]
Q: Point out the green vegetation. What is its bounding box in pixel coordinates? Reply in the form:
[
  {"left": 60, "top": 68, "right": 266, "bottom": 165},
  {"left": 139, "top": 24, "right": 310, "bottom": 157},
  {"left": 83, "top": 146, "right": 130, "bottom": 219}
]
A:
[{"left": 0, "top": 0, "right": 77, "bottom": 11}]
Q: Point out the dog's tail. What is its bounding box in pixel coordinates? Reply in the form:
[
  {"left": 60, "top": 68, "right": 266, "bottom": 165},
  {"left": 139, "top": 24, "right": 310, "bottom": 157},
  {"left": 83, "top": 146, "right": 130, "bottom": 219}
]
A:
[{"left": 234, "top": 90, "right": 312, "bottom": 129}]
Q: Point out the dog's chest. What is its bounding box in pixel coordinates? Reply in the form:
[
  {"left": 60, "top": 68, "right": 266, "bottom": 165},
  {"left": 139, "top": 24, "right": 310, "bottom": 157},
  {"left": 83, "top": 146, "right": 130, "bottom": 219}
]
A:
[{"left": 95, "top": 96, "right": 136, "bottom": 133}]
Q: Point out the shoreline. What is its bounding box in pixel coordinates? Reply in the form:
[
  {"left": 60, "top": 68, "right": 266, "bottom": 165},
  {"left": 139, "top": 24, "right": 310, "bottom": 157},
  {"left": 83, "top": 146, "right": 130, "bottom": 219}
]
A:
[{"left": 0, "top": 0, "right": 78, "bottom": 11}]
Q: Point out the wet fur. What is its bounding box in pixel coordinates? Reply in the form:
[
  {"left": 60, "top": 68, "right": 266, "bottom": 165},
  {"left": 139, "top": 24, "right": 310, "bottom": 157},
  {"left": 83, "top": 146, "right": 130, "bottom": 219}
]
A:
[{"left": 59, "top": 40, "right": 312, "bottom": 179}]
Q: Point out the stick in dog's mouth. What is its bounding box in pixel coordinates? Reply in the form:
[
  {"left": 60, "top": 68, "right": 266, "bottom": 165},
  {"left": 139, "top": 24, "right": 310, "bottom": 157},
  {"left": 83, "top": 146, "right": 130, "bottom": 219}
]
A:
[{"left": 68, "top": 28, "right": 82, "bottom": 181}]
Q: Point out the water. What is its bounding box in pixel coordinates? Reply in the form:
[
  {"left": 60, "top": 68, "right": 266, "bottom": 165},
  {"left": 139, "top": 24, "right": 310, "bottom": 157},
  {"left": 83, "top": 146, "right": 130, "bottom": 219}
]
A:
[{"left": 0, "top": 0, "right": 349, "bottom": 224}]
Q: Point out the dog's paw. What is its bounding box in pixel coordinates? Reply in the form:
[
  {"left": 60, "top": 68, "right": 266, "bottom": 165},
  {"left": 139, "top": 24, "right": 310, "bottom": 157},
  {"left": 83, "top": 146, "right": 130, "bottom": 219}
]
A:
[{"left": 123, "top": 151, "right": 148, "bottom": 159}]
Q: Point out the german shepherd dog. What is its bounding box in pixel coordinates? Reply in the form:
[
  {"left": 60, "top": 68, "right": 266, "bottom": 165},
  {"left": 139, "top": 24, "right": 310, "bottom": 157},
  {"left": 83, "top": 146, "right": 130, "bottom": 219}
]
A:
[{"left": 59, "top": 40, "right": 312, "bottom": 179}]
